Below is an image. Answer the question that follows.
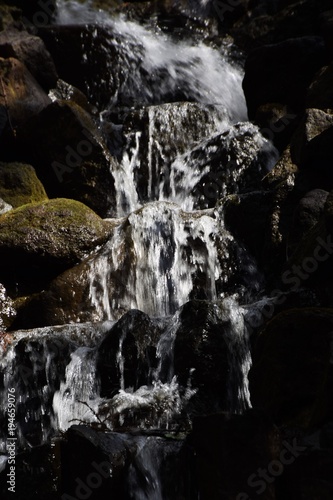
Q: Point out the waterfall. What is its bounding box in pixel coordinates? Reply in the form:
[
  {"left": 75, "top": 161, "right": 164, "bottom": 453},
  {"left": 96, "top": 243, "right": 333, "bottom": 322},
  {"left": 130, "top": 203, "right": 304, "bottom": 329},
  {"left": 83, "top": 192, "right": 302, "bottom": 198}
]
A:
[{"left": 0, "top": 1, "right": 281, "bottom": 498}]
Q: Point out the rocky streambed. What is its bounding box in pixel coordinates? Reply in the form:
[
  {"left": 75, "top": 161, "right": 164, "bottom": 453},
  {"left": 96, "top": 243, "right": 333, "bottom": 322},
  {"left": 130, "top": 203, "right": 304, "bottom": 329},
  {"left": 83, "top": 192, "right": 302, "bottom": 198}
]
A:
[{"left": 0, "top": 0, "right": 333, "bottom": 499}]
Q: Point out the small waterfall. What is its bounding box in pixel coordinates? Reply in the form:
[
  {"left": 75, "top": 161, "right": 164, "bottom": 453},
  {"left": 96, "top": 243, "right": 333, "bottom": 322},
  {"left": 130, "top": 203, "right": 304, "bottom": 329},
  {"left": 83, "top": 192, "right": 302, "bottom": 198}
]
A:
[
  {"left": 53, "top": 347, "right": 101, "bottom": 431},
  {"left": 88, "top": 202, "right": 228, "bottom": 320}
]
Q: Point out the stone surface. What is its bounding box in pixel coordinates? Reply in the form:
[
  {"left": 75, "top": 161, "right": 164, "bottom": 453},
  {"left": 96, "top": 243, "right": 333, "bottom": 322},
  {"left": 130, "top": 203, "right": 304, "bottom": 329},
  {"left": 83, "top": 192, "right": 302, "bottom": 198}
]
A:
[
  {"left": 249, "top": 308, "right": 333, "bottom": 428},
  {"left": 0, "top": 28, "right": 58, "bottom": 89},
  {"left": 243, "top": 36, "right": 328, "bottom": 119},
  {"left": 0, "top": 198, "right": 112, "bottom": 295},
  {"left": 0, "top": 162, "right": 48, "bottom": 208},
  {"left": 18, "top": 100, "right": 118, "bottom": 217}
]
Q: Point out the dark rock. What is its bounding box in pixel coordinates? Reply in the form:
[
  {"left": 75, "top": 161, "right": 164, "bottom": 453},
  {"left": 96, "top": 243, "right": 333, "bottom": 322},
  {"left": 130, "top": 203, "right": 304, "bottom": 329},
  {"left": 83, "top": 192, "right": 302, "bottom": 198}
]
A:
[
  {"left": 307, "top": 63, "right": 333, "bottom": 110},
  {"left": 243, "top": 36, "right": 328, "bottom": 119},
  {"left": 97, "top": 310, "right": 161, "bottom": 399},
  {"left": 290, "top": 108, "right": 333, "bottom": 167},
  {"left": 254, "top": 103, "right": 299, "bottom": 152},
  {"left": 18, "top": 100, "right": 117, "bottom": 217},
  {"left": 0, "top": 28, "right": 58, "bottom": 89},
  {"left": 0, "top": 198, "right": 112, "bottom": 295},
  {"left": 39, "top": 24, "right": 120, "bottom": 110},
  {"left": 0, "top": 56, "right": 50, "bottom": 127},
  {"left": 6, "top": 0, "right": 56, "bottom": 23},
  {"left": 320, "top": 9, "right": 333, "bottom": 58},
  {"left": 249, "top": 308, "right": 333, "bottom": 428},
  {"left": 288, "top": 189, "right": 329, "bottom": 255},
  {"left": 0, "top": 162, "right": 48, "bottom": 208},
  {"left": 189, "top": 411, "right": 279, "bottom": 500}
]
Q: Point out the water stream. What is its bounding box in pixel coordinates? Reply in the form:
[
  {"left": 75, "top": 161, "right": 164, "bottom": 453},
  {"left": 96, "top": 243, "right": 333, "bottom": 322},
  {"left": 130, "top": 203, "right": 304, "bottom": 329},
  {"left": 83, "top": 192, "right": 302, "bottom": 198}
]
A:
[{"left": 0, "top": 0, "right": 280, "bottom": 498}]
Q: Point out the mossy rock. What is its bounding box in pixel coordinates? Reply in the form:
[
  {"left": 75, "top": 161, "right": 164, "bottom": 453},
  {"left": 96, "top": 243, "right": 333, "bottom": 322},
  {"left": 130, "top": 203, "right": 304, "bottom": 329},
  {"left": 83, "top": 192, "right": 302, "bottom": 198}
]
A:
[
  {"left": 0, "top": 162, "right": 48, "bottom": 208},
  {"left": 0, "top": 198, "right": 112, "bottom": 294}
]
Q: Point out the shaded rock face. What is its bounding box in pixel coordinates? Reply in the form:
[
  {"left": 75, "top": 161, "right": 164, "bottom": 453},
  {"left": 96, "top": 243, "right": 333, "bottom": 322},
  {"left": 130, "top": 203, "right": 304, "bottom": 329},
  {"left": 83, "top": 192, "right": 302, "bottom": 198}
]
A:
[
  {"left": 18, "top": 100, "right": 117, "bottom": 217},
  {"left": 0, "top": 56, "right": 50, "bottom": 127},
  {"left": 0, "top": 198, "right": 112, "bottom": 295},
  {"left": 243, "top": 36, "right": 328, "bottom": 119},
  {"left": 0, "top": 28, "right": 58, "bottom": 90},
  {"left": 249, "top": 309, "right": 333, "bottom": 428},
  {"left": 190, "top": 411, "right": 279, "bottom": 500},
  {"left": 0, "top": 162, "right": 48, "bottom": 208},
  {"left": 307, "top": 63, "right": 333, "bottom": 110}
]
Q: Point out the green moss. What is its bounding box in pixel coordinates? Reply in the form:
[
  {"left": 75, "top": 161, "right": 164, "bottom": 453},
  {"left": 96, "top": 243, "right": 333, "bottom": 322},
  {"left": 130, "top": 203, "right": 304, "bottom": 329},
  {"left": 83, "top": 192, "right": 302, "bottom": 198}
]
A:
[
  {"left": 0, "top": 197, "right": 112, "bottom": 266},
  {"left": 0, "top": 162, "right": 48, "bottom": 208}
]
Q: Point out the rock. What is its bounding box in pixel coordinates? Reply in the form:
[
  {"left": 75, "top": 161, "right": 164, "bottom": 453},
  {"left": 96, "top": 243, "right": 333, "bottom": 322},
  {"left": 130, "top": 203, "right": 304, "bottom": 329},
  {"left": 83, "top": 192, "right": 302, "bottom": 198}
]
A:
[
  {"left": 0, "top": 162, "right": 48, "bottom": 208},
  {"left": 254, "top": 103, "right": 299, "bottom": 152},
  {"left": 39, "top": 24, "right": 120, "bottom": 110},
  {"left": 230, "top": 0, "right": 333, "bottom": 50},
  {"left": 243, "top": 36, "right": 328, "bottom": 119},
  {"left": 290, "top": 108, "right": 333, "bottom": 167},
  {"left": 0, "top": 5, "right": 21, "bottom": 31},
  {"left": 0, "top": 198, "right": 112, "bottom": 295},
  {"left": 262, "top": 146, "right": 298, "bottom": 188},
  {"left": 307, "top": 63, "right": 333, "bottom": 110},
  {"left": 0, "top": 197, "right": 12, "bottom": 215},
  {"left": 288, "top": 189, "right": 329, "bottom": 255},
  {"left": 189, "top": 411, "right": 279, "bottom": 500},
  {"left": 0, "top": 282, "right": 16, "bottom": 330},
  {"left": 320, "top": 9, "right": 333, "bottom": 58},
  {"left": 249, "top": 308, "right": 333, "bottom": 428},
  {"left": 0, "top": 56, "right": 50, "bottom": 127},
  {"left": 18, "top": 100, "right": 117, "bottom": 217},
  {"left": 49, "top": 79, "right": 92, "bottom": 113},
  {"left": 97, "top": 310, "right": 161, "bottom": 399},
  {"left": 6, "top": 0, "right": 56, "bottom": 23},
  {"left": 0, "top": 28, "right": 58, "bottom": 89}
]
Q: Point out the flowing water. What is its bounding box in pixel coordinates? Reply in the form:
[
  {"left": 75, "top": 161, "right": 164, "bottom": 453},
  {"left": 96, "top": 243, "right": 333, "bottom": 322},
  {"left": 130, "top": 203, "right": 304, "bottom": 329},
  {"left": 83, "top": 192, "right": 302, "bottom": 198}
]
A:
[{"left": 0, "top": 0, "right": 280, "bottom": 497}]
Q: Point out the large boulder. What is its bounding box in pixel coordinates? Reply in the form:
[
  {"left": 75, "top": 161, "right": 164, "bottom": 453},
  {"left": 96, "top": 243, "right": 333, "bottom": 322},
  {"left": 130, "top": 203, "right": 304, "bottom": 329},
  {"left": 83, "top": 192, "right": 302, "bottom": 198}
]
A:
[
  {"left": 249, "top": 308, "right": 333, "bottom": 428},
  {"left": 0, "top": 28, "right": 58, "bottom": 89},
  {"left": 0, "top": 162, "right": 48, "bottom": 208},
  {"left": 0, "top": 198, "right": 112, "bottom": 295},
  {"left": 0, "top": 56, "right": 50, "bottom": 127},
  {"left": 243, "top": 36, "right": 328, "bottom": 119},
  {"left": 18, "top": 100, "right": 118, "bottom": 217}
]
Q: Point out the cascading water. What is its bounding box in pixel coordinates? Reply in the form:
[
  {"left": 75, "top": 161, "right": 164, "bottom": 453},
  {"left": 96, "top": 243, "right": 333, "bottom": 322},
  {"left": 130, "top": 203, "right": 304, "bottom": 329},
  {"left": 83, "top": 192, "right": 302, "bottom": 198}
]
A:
[{"left": 0, "top": 0, "right": 281, "bottom": 498}]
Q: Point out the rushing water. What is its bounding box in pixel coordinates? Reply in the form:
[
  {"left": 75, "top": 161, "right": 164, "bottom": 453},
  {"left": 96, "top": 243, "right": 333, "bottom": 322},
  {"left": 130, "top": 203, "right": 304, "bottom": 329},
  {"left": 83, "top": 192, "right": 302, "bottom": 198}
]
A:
[{"left": 0, "top": 0, "right": 280, "bottom": 497}]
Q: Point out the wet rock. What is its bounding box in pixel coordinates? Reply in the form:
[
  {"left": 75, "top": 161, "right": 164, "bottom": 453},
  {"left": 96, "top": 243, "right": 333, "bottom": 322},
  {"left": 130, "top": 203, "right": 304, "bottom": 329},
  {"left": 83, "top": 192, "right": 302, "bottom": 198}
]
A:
[
  {"left": 97, "top": 309, "right": 161, "bottom": 399},
  {"left": 0, "top": 56, "right": 50, "bottom": 127},
  {"left": 0, "top": 28, "right": 58, "bottom": 89},
  {"left": 0, "top": 198, "right": 112, "bottom": 295},
  {"left": 307, "top": 63, "right": 333, "bottom": 110},
  {"left": 39, "top": 24, "right": 120, "bottom": 110},
  {"left": 254, "top": 103, "right": 299, "bottom": 152},
  {"left": 0, "top": 162, "right": 48, "bottom": 208},
  {"left": 0, "top": 5, "right": 21, "bottom": 31},
  {"left": 320, "top": 9, "right": 333, "bottom": 58},
  {"left": 0, "top": 283, "right": 16, "bottom": 330},
  {"left": 18, "top": 100, "right": 117, "bottom": 217},
  {"left": 49, "top": 79, "right": 92, "bottom": 113},
  {"left": 243, "top": 36, "right": 328, "bottom": 119},
  {"left": 249, "top": 308, "right": 333, "bottom": 428}
]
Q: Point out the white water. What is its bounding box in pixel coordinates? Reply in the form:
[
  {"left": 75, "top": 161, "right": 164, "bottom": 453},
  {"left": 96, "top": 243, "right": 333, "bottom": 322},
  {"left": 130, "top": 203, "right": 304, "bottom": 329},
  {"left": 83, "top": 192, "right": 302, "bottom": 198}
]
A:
[{"left": 88, "top": 202, "right": 229, "bottom": 320}]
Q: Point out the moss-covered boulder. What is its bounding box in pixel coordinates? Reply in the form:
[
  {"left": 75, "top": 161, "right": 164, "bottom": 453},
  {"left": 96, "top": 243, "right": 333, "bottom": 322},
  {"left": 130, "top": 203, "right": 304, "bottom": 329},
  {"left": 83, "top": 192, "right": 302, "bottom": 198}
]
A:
[
  {"left": 249, "top": 308, "right": 333, "bottom": 428},
  {"left": 0, "top": 198, "right": 112, "bottom": 294},
  {"left": 0, "top": 162, "right": 48, "bottom": 208}
]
